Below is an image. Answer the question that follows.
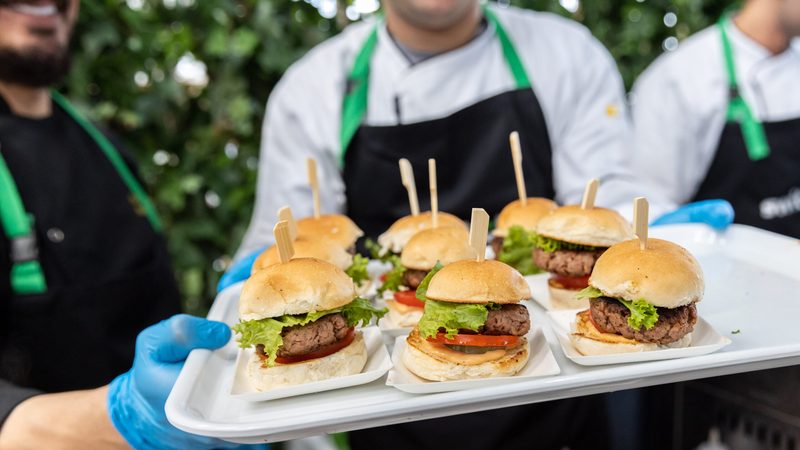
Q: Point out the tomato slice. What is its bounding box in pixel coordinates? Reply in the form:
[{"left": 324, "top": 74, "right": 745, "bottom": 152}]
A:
[
  {"left": 269, "top": 328, "right": 356, "bottom": 365},
  {"left": 427, "top": 333, "right": 520, "bottom": 347},
  {"left": 379, "top": 273, "right": 387, "bottom": 282},
  {"left": 393, "top": 290, "right": 425, "bottom": 308},
  {"left": 548, "top": 274, "right": 590, "bottom": 290}
]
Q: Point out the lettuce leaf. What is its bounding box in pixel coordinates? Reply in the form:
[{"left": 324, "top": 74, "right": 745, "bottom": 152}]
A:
[
  {"left": 232, "top": 297, "right": 386, "bottom": 366},
  {"left": 417, "top": 300, "right": 500, "bottom": 339},
  {"left": 497, "top": 226, "right": 543, "bottom": 275},
  {"left": 377, "top": 255, "right": 406, "bottom": 295},
  {"left": 576, "top": 286, "right": 604, "bottom": 299},
  {"left": 345, "top": 253, "right": 370, "bottom": 286},
  {"left": 415, "top": 262, "right": 443, "bottom": 302},
  {"left": 618, "top": 299, "right": 659, "bottom": 331},
  {"left": 534, "top": 235, "right": 602, "bottom": 253},
  {"left": 365, "top": 238, "right": 395, "bottom": 262},
  {"left": 575, "top": 286, "right": 659, "bottom": 331}
]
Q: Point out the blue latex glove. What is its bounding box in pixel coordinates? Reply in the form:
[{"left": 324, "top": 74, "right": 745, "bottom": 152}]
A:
[
  {"left": 217, "top": 247, "right": 266, "bottom": 293},
  {"left": 107, "top": 314, "right": 264, "bottom": 450},
  {"left": 650, "top": 199, "right": 735, "bottom": 230}
]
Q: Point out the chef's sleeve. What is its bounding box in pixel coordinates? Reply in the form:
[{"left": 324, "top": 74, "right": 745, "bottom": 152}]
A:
[
  {"left": 630, "top": 63, "right": 699, "bottom": 212},
  {"left": 234, "top": 71, "right": 347, "bottom": 261},
  {"left": 0, "top": 379, "right": 41, "bottom": 428}
]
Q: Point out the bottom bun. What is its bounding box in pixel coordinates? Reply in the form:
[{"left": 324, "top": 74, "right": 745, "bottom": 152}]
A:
[
  {"left": 549, "top": 284, "right": 590, "bottom": 310},
  {"left": 569, "top": 310, "right": 692, "bottom": 356},
  {"left": 386, "top": 300, "right": 424, "bottom": 327},
  {"left": 247, "top": 331, "right": 367, "bottom": 391},
  {"left": 402, "top": 329, "right": 529, "bottom": 381}
]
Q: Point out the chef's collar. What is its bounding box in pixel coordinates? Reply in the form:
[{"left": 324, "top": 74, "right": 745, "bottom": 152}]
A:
[{"left": 729, "top": 17, "right": 800, "bottom": 60}]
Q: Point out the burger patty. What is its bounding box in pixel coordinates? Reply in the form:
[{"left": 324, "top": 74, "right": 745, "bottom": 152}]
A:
[
  {"left": 483, "top": 304, "right": 530, "bottom": 336},
  {"left": 275, "top": 313, "right": 350, "bottom": 357},
  {"left": 403, "top": 269, "right": 429, "bottom": 290},
  {"left": 532, "top": 248, "right": 604, "bottom": 278},
  {"left": 490, "top": 236, "right": 504, "bottom": 257},
  {"left": 589, "top": 298, "right": 697, "bottom": 345}
]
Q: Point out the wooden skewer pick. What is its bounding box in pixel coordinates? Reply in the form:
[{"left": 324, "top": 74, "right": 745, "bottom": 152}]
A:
[
  {"left": 581, "top": 178, "right": 600, "bottom": 210},
  {"left": 277, "top": 206, "right": 298, "bottom": 241},
  {"left": 429, "top": 158, "right": 438, "bottom": 228},
  {"left": 469, "top": 208, "right": 490, "bottom": 262},
  {"left": 306, "top": 158, "right": 321, "bottom": 219},
  {"left": 633, "top": 197, "right": 649, "bottom": 250},
  {"left": 273, "top": 220, "right": 294, "bottom": 263},
  {"left": 399, "top": 158, "right": 420, "bottom": 216},
  {"left": 509, "top": 131, "right": 527, "bottom": 206}
]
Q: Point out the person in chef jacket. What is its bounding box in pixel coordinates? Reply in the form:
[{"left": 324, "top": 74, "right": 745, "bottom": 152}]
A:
[
  {"left": 629, "top": 0, "right": 800, "bottom": 446},
  {"left": 631, "top": 0, "right": 800, "bottom": 238}
]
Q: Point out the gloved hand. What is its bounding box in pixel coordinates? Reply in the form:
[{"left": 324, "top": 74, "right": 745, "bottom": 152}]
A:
[
  {"left": 107, "top": 314, "right": 264, "bottom": 450},
  {"left": 650, "top": 199, "right": 735, "bottom": 230},
  {"left": 217, "top": 247, "right": 266, "bottom": 293}
]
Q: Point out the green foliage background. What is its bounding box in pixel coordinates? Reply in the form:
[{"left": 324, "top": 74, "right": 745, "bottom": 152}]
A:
[{"left": 63, "top": 0, "right": 728, "bottom": 315}]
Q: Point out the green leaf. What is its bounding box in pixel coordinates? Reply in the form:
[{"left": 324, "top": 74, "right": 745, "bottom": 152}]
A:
[
  {"left": 417, "top": 300, "right": 493, "bottom": 339},
  {"left": 497, "top": 226, "right": 543, "bottom": 275},
  {"left": 618, "top": 298, "right": 659, "bottom": 331},
  {"left": 415, "top": 262, "right": 443, "bottom": 302},
  {"left": 534, "top": 235, "right": 603, "bottom": 253},
  {"left": 365, "top": 238, "right": 394, "bottom": 262},
  {"left": 345, "top": 254, "right": 369, "bottom": 286},
  {"left": 576, "top": 286, "right": 604, "bottom": 299},
  {"left": 232, "top": 297, "right": 385, "bottom": 367},
  {"left": 377, "top": 255, "right": 406, "bottom": 295}
]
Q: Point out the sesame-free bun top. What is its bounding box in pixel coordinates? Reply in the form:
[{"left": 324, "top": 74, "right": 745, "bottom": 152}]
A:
[
  {"left": 536, "top": 205, "right": 633, "bottom": 247},
  {"left": 377, "top": 212, "right": 466, "bottom": 253},
  {"left": 400, "top": 227, "right": 476, "bottom": 270},
  {"left": 239, "top": 258, "right": 356, "bottom": 321},
  {"left": 251, "top": 236, "right": 353, "bottom": 275},
  {"left": 493, "top": 198, "right": 558, "bottom": 237},
  {"left": 296, "top": 214, "right": 363, "bottom": 249},
  {"left": 425, "top": 260, "right": 531, "bottom": 304},
  {"left": 589, "top": 238, "right": 704, "bottom": 308}
]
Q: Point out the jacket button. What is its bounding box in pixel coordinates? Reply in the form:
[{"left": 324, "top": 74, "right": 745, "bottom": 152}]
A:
[{"left": 47, "top": 228, "right": 65, "bottom": 243}]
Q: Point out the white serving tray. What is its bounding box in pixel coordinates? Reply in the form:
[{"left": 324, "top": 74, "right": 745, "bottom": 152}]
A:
[
  {"left": 166, "top": 224, "right": 800, "bottom": 444},
  {"left": 386, "top": 325, "right": 560, "bottom": 393},
  {"left": 547, "top": 309, "right": 732, "bottom": 365},
  {"left": 230, "top": 327, "right": 392, "bottom": 401}
]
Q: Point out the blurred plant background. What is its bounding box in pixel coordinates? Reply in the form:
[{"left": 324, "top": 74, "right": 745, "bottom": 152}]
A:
[{"left": 62, "top": 0, "right": 729, "bottom": 315}]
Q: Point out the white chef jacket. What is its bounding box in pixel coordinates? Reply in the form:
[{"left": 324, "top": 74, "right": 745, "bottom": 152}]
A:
[
  {"left": 631, "top": 22, "right": 800, "bottom": 210},
  {"left": 235, "top": 4, "right": 639, "bottom": 258}
]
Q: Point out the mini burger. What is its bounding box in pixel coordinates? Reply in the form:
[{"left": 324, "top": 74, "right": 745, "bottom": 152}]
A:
[
  {"left": 232, "top": 258, "right": 386, "bottom": 390},
  {"left": 296, "top": 214, "right": 364, "bottom": 254},
  {"left": 370, "top": 211, "right": 466, "bottom": 258},
  {"left": 491, "top": 198, "right": 558, "bottom": 275},
  {"left": 533, "top": 205, "right": 633, "bottom": 308},
  {"left": 403, "top": 260, "right": 532, "bottom": 381},
  {"left": 251, "top": 236, "right": 370, "bottom": 290},
  {"left": 570, "top": 238, "right": 704, "bottom": 355},
  {"left": 381, "top": 227, "right": 476, "bottom": 327}
]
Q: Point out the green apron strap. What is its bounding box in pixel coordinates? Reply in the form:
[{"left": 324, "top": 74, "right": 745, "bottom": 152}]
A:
[
  {"left": 483, "top": 7, "right": 531, "bottom": 90},
  {"left": 338, "top": 7, "right": 533, "bottom": 164},
  {"left": 717, "top": 15, "right": 770, "bottom": 161},
  {"left": 50, "top": 91, "right": 164, "bottom": 232},
  {"left": 340, "top": 26, "right": 379, "bottom": 166},
  {"left": 0, "top": 149, "right": 47, "bottom": 294}
]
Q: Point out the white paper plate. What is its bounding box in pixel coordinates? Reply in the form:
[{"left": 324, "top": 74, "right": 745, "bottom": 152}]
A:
[
  {"left": 230, "top": 327, "right": 392, "bottom": 401},
  {"left": 547, "top": 309, "right": 732, "bottom": 366},
  {"left": 377, "top": 314, "right": 415, "bottom": 338},
  {"left": 386, "top": 327, "right": 561, "bottom": 394}
]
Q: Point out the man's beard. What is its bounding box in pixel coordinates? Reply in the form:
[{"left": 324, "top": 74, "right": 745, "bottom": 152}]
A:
[{"left": 0, "top": 45, "right": 71, "bottom": 87}]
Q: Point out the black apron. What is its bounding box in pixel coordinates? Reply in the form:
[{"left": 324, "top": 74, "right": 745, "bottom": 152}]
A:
[
  {"left": 692, "top": 17, "right": 800, "bottom": 238},
  {"left": 0, "top": 94, "right": 180, "bottom": 392},
  {"left": 340, "top": 9, "right": 607, "bottom": 450}
]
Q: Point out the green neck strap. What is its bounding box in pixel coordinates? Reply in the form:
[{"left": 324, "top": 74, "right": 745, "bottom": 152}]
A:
[
  {"left": 717, "top": 15, "right": 770, "bottom": 161},
  {"left": 0, "top": 92, "right": 162, "bottom": 295},
  {"left": 339, "top": 6, "right": 532, "bottom": 165}
]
